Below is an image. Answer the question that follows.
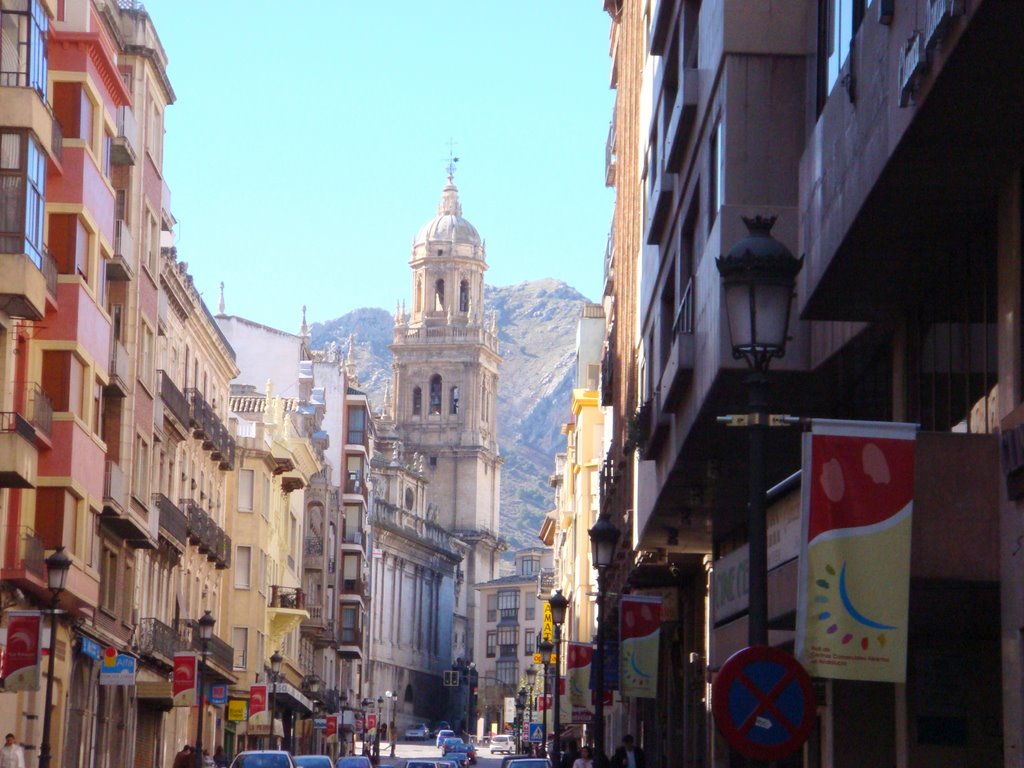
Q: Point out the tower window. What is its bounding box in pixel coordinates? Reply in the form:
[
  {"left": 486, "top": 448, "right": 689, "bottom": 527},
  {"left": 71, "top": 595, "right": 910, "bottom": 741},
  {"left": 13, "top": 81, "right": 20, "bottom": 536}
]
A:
[
  {"left": 450, "top": 385, "right": 460, "bottom": 415},
  {"left": 404, "top": 488, "right": 415, "bottom": 510},
  {"left": 429, "top": 374, "right": 442, "bottom": 415},
  {"left": 412, "top": 386, "right": 422, "bottom": 416},
  {"left": 429, "top": 456, "right": 437, "bottom": 469},
  {"left": 459, "top": 280, "right": 469, "bottom": 312},
  {"left": 434, "top": 279, "right": 445, "bottom": 311}
]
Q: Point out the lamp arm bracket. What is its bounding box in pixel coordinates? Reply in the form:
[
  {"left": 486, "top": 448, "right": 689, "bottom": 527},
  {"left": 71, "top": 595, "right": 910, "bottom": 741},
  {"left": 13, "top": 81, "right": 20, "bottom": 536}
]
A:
[{"left": 717, "top": 413, "right": 797, "bottom": 427}]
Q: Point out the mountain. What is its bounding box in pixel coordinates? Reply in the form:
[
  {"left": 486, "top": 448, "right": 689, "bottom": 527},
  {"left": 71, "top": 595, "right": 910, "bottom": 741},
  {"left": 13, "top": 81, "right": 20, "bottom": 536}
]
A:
[{"left": 308, "top": 278, "right": 593, "bottom": 552}]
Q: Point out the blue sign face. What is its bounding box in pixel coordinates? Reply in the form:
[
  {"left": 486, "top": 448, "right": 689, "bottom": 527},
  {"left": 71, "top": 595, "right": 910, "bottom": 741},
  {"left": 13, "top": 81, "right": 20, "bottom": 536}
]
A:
[
  {"left": 79, "top": 636, "right": 103, "bottom": 661},
  {"left": 314, "top": 718, "right": 327, "bottom": 731},
  {"left": 99, "top": 654, "right": 137, "bottom": 686},
  {"left": 209, "top": 684, "right": 228, "bottom": 706},
  {"left": 528, "top": 723, "right": 545, "bottom": 743}
]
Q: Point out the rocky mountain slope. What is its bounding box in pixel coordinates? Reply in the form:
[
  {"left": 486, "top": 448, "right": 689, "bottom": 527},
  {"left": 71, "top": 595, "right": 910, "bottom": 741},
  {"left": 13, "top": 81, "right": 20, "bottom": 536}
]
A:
[{"left": 309, "top": 278, "right": 593, "bottom": 552}]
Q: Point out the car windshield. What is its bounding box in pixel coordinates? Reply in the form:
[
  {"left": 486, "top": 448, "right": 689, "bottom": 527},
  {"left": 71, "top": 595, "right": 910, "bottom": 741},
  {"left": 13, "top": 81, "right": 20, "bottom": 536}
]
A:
[
  {"left": 294, "top": 759, "right": 332, "bottom": 768},
  {"left": 507, "top": 761, "right": 550, "bottom": 768},
  {"left": 335, "top": 759, "right": 372, "bottom": 768},
  {"left": 232, "top": 755, "right": 292, "bottom": 768}
]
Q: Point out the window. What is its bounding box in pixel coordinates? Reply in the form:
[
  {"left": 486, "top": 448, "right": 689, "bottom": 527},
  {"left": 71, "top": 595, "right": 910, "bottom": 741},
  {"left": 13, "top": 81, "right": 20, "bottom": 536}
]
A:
[
  {"left": 0, "top": 131, "right": 45, "bottom": 266},
  {"left": 238, "top": 469, "right": 254, "bottom": 511},
  {"left": 498, "top": 589, "right": 519, "bottom": 620},
  {"left": 133, "top": 435, "right": 149, "bottom": 501},
  {"left": 450, "top": 386, "right": 459, "bottom": 415},
  {"left": 343, "top": 554, "right": 359, "bottom": 591},
  {"left": 347, "top": 406, "right": 366, "bottom": 445},
  {"left": 147, "top": 214, "right": 159, "bottom": 274},
  {"left": 496, "top": 660, "right": 518, "bottom": 686},
  {"left": 525, "top": 600, "right": 536, "bottom": 621},
  {"left": 0, "top": 0, "right": 48, "bottom": 95},
  {"left": 519, "top": 556, "right": 540, "bottom": 577},
  {"left": 341, "top": 605, "right": 359, "bottom": 644},
  {"left": 232, "top": 627, "right": 248, "bottom": 670},
  {"left": 434, "top": 279, "right": 445, "bottom": 311},
  {"left": 486, "top": 631, "right": 496, "bottom": 658},
  {"left": 235, "top": 546, "right": 251, "bottom": 589},
  {"left": 258, "top": 550, "right": 267, "bottom": 594},
  {"left": 487, "top": 594, "right": 497, "bottom": 623},
  {"left": 404, "top": 488, "right": 414, "bottom": 511},
  {"left": 429, "top": 374, "right": 442, "bottom": 415},
  {"left": 343, "top": 505, "right": 360, "bottom": 543},
  {"left": 100, "top": 544, "right": 118, "bottom": 612},
  {"left": 709, "top": 119, "right": 724, "bottom": 226},
  {"left": 261, "top": 475, "right": 270, "bottom": 520},
  {"left": 821, "top": 0, "right": 866, "bottom": 100},
  {"left": 138, "top": 324, "right": 154, "bottom": 389},
  {"left": 412, "top": 386, "right": 422, "bottom": 416},
  {"left": 459, "top": 280, "right": 469, "bottom": 312},
  {"left": 92, "top": 378, "right": 102, "bottom": 437},
  {"left": 524, "top": 630, "right": 535, "bottom": 656}
]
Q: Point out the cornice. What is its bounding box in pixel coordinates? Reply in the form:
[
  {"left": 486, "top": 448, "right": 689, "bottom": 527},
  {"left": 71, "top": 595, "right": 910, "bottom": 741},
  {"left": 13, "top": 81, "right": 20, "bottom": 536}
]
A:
[{"left": 51, "top": 29, "right": 131, "bottom": 107}]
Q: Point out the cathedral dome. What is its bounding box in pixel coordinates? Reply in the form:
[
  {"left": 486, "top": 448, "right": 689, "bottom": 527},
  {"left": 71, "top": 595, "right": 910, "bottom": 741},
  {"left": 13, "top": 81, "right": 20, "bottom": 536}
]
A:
[{"left": 414, "top": 178, "right": 483, "bottom": 252}]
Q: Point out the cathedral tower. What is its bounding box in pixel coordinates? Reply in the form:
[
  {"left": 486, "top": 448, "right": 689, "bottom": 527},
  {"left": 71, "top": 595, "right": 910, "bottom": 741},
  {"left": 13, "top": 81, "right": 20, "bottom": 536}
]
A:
[{"left": 389, "top": 174, "right": 504, "bottom": 663}]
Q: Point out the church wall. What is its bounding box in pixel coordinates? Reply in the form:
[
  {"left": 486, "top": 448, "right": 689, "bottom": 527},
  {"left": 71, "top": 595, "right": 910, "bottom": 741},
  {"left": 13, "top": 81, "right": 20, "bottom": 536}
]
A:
[{"left": 217, "top": 315, "right": 301, "bottom": 395}]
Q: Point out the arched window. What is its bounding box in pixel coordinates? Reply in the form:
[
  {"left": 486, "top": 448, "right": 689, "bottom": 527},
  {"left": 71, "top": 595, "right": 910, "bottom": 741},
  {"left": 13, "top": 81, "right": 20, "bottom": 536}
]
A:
[
  {"left": 450, "top": 385, "right": 460, "bottom": 415},
  {"left": 414, "top": 275, "right": 422, "bottom": 314},
  {"left": 404, "top": 684, "right": 414, "bottom": 703},
  {"left": 327, "top": 522, "right": 337, "bottom": 558},
  {"left": 412, "top": 386, "right": 422, "bottom": 416},
  {"left": 404, "top": 487, "right": 415, "bottom": 510},
  {"left": 429, "top": 375, "right": 442, "bottom": 415},
  {"left": 434, "top": 279, "right": 445, "bottom": 311},
  {"left": 459, "top": 280, "right": 469, "bottom": 312}
]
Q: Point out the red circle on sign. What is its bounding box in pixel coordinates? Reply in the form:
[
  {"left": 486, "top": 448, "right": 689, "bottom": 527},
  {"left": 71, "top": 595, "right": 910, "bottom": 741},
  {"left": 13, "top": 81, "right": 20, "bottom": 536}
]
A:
[{"left": 712, "top": 645, "right": 815, "bottom": 762}]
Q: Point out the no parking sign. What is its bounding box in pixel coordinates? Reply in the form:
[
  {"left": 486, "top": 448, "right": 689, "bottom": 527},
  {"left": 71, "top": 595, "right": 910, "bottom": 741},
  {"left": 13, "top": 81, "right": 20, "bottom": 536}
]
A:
[{"left": 712, "top": 645, "right": 815, "bottom": 762}]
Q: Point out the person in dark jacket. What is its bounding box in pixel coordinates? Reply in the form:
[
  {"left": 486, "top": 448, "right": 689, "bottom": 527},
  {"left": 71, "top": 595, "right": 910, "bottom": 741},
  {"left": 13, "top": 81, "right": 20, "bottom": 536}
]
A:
[
  {"left": 611, "top": 735, "right": 645, "bottom": 768},
  {"left": 171, "top": 745, "right": 193, "bottom": 768},
  {"left": 559, "top": 739, "right": 580, "bottom": 768}
]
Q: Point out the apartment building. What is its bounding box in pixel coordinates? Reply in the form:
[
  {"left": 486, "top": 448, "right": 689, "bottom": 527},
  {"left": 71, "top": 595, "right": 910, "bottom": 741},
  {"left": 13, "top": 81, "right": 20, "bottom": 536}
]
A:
[{"left": 600, "top": 0, "right": 1018, "bottom": 766}]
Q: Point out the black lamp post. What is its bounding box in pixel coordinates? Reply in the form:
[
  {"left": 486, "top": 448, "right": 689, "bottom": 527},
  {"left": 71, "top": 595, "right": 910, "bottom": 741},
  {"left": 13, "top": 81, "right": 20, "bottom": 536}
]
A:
[
  {"left": 467, "top": 662, "right": 478, "bottom": 743},
  {"left": 339, "top": 691, "right": 349, "bottom": 756},
  {"left": 304, "top": 675, "right": 321, "bottom": 755},
  {"left": 538, "top": 634, "right": 552, "bottom": 749},
  {"left": 589, "top": 515, "right": 620, "bottom": 766},
  {"left": 268, "top": 650, "right": 283, "bottom": 750},
  {"left": 375, "top": 696, "right": 383, "bottom": 758},
  {"left": 716, "top": 215, "right": 802, "bottom": 648},
  {"left": 194, "top": 610, "right": 216, "bottom": 768},
  {"left": 514, "top": 691, "right": 526, "bottom": 755},
  {"left": 385, "top": 690, "right": 396, "bottom": 757},
  {"left": 361, "top": 698, "right": 371, "bottom": 755},
  {"left": 525, "top": 665, "right": 537, "bottom": 749},
  {"left": 548, "top": 590, "right": 568, "bottom": 768},
  {"left": 38, "top": 546, "right": 71, "bottom": 768}
]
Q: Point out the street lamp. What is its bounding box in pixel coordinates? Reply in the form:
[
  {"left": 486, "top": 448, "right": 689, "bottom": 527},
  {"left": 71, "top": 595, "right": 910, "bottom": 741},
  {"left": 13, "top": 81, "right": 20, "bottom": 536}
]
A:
[
  {"left": 375, "top": 696, "right": 383, "bottom": 758},
  {"left": 589, "top": 515, "right": 621, "bottom": 766},
  {"left": 716, "top": 214, "right": 802, "bottom": 647},
  {"left": 548, "top": 589, "right": 568, "bottom": 768},
  {"left": 538, "top": 635, "right": 553, "bottom": 752},
  {"left": 269, "top": 650, "right": 283, "bottom": 750},
  {"left": 38, "top": 546, "right": 71, "bottom": 768},
  {"left": 466, "top": 661, "right": 477, "bottom": 743},
  {"left": 304, "top": 675, "right": 321, "bottom": 756},
  {"left": 194, "top": 610, "right": 216, "bottom": 768},
  {"left": 385, "top": 690, "right": 396, "bottom": 757},
  {"left": 525, "top": 666, "right": 537, "bottom": 747}
]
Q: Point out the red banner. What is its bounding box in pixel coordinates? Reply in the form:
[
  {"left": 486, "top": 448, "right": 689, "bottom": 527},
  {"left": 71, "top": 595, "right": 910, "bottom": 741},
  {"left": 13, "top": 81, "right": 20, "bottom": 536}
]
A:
[
  {"left": 326, "top": 715, "right": 338, "bottom": 741},
  {"left": 619, "top": 595, "right": 662, "bottom": 698},
  {"left": 366, "top": 713, "right": 377, "bottom": 730},
  {"left": 0, "top": 612, "right": 42, "bottom": 691},
  {"left": 172, "top": 653, "right": 197, "bottom": 706},
  {"left": 249, "top": 684, "right": 269, "bottom": 727}
]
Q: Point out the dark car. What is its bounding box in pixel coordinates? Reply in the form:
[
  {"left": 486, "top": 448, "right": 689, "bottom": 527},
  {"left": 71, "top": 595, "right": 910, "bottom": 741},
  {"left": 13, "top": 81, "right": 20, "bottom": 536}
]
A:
[
  {"left": 229, "top": 752, "right": 297, "bottom": 768},
  {"left": 442, "top": 739, "right": 476, "bottom": 765},
  {"left": 294, "top": 758, "right": 333, "bottom": 768},
  {"left": 335, "top": 758, "right": 373, "bottom": 768}
]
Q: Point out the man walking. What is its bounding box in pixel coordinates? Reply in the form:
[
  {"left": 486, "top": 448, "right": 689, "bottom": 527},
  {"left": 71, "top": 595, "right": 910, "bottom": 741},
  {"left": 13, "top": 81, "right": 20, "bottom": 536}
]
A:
[
  {"left": 171, "top": 744, "right": 193, "bottom": 768},
  {"left": 0, "top": 734, "right": 25, "bottom": 768},
  {"left": 611, "top": 735, "right": 645, "bottom": 768}
]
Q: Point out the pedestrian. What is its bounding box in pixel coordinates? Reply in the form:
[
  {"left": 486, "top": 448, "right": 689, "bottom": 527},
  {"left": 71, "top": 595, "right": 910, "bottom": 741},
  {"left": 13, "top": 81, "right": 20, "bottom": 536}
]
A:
[
  {"left": 0, "top": 734, "right": 25, "bottom": 768},
  {"left": 611, "top": 734, "right": 646, "bottom": 768},
  {"left": 171, "top": 744, "right": 193, "bottom": 768},
  {"left": 572, "top": 745, "right": 594, "bottom": 768},
  {"left": 212, "top": 746, "right": 229, "bottom": 768},
  {"left": 202, "top": 748, "right": 215, "bottom": 767},
  {"left": 559, "top": 739, "right": 580, "bottom": 768}
]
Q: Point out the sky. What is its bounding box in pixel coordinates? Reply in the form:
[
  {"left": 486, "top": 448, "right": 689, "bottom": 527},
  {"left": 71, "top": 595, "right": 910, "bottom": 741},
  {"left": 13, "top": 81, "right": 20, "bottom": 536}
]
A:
[{"left": 139, "top": 1, "right": 616, "bottom": 334}]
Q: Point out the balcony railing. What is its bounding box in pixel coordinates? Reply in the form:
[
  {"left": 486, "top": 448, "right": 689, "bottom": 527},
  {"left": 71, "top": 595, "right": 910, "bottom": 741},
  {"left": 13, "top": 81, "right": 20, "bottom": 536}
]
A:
[
  {"left": 103, "top": 460, "right": 126, "bottom": 512},
  {"left": 107, "top": 339, "right": 129, "bottom": 395},
  {"left": 178, "top": 619, "right": 235, "bottom": 672},
  {"left": 304, "top": 536, "right": 323, "bottom": 556},
  {"left": 4, "top": 527, "right": 44, "bottom": 577},
  {"left": 40, "top": 248, "right": 57, "bottom": 299},
  {"left": 111, "top": 105, "right": 137, "bottom": 165},
  {"left": 50, "top": 117, "right": 62, "bottom": 166},
  {"left": 269, "top": 585, "right": 305, "bottom": 610},
  {"left": 186, "top": 388, "right": 235, "bottom": 469},
  {"left": 0, "top": 411, "right": 35, "bottom": 444},
  {"left": 137, "top": 617, "right": 181, "bottom": 661},
  {"left": 22, "top": 382, "right": 52, "bottom": 440},
  {"left": 181, "top": 499, "right": 229, "bottom": 567},
  {"left": 158, "top": 370, "right": 190, "bottom": 432},
  {"left": 154, "top": 493, "right": 187, "bottom": 548},
  {"left": 111, "top": 219, "right": 135, "bottom": 279}
]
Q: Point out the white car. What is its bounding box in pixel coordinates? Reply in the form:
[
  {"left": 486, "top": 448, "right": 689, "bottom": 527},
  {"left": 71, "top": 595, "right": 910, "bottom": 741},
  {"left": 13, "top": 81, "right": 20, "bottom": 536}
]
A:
[
  {"left": 405, "top": 723, "right": 429, "bottom": 740},
  {"left": 490, "top": 735, "right": 514, "bottom": 754}
]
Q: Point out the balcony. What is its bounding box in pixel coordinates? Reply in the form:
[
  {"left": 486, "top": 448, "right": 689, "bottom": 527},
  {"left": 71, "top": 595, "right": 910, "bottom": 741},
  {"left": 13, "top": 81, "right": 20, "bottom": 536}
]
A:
[
  {"left": 158, "top": 370, "right": 190, "bottom": 438},
  {"left": 111, "top": 105, "right": 137, "bottom": 166},
  {"left": 109, "top": 219, "right": 135, "bottom": 281},
  {"left": 337, "top": 623, "right": 363, "bottom": 660},
  {"left": 268, "top": 585, "right": 310, "bottom": 641},
  {"left": 183, "top": 498, "right": 229, "bottom": 565},
  {"left": 101, "top": 460, "right": 155, "bottom": 548},
  {"left": 177, "top": 620, "right": 236, "bottom": 679},
  {"left": 105, "top": 339, "right": 130, "bottom": 397},
  {"left": 23, "top": 382, "right": 52, "bottom": 445},
  {"left": 40, "top": 248, "right": 57, "bottom": 306},
  {"left": 187, "top": 388, "right": 235, "bottom": 470},
  {"left": 0, "top": 252, "right": 47, "bottom": 321},
  {"left": 270, "top": 585, "right": 305, "bottom": 610},
  {"left": 154, "top": 493, "right": 187, "bottom": 550},
  {"left": 0, "top": 527, "right": 47, "bottom": 594},
  {"left": 0, "top": 412, "right": 37, "bottom": 488},
  {"left": 137, "top": 617, "right": 181, "bottom": 664},
  {"left": 605, "top": 118, "right": 616, "bottom": 188},
  {"left": 344, "top": 474, "right": 366, "bottom": 499},
  {"left": 656, "top": 276, "right": 696, "bottom": 415},
  {"left": 304, "top": 536, "right": 324, "bottom": 569}
]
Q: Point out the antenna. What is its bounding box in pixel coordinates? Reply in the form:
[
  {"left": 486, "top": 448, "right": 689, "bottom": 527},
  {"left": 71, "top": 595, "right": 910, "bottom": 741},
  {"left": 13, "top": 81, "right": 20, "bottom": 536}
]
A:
[{"left": 446, "top": 138, "right": 460, "bottom": 181}]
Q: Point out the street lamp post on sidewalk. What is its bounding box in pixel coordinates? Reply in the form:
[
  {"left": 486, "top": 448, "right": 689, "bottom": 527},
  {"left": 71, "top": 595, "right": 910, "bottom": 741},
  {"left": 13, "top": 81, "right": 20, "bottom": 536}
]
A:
[
  {"left": 375, "top": 696, "right": 383, "bottom": 758},
  {"left": 38, "top": 547, "right": 71, "bottom": 768},
  {"left": 548, "top": 590, "right": 568, "bottom": 768},
  {"left": 538, "top": 634, "right": 552, "bottom": 748},
  {"left": 268, "top": 650, "right": 283, "bottom": 750},
  {"left": 194, "top": 610, "right": 216, "bottom": 768},
  {"left": 589, "top": 515, "right": 620, "bottom": 766}
]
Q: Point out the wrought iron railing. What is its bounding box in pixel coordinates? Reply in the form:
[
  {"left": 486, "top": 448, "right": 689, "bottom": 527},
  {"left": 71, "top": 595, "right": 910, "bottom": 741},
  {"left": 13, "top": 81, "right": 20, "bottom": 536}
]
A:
[
  {"left": 23, "top": 382, "right": 52, "bottom": 439},
  {"left": 154, "top": 493, "right": 187, "bottom": 547},
  {"left": 137, "top": 617, "right": 181, "bottom": 661},
  {"left": 5, "top": 527, "right": 44, "bottom": 576},
  {"left": 269, "top": 585, "right": 305, "bottom": 609},
  {"left": 158, "top": 370, "right": 191, "bottom": 429},
  {"left": 0, "top": 411, "right": 34, "bottom": 443}
]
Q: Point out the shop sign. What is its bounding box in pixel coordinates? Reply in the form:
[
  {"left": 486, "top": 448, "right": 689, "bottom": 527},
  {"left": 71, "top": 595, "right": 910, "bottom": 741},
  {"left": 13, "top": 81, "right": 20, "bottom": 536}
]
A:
[
  {"left": 99, "top": 651, "right": 136, "bottom": 686},
  {"left": 227, "top": 699, "right": 248, "bottom": 722}
]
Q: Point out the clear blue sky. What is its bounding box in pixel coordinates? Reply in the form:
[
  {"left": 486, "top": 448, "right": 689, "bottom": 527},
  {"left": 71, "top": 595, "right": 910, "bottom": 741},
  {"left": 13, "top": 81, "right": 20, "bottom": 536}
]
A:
[{"left": 141, "top": 1, "right": 615, "bottom": 333}]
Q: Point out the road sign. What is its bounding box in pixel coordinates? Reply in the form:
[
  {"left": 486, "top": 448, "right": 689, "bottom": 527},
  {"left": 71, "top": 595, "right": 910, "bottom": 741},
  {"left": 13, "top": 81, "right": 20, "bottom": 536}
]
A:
[
  {"left": 99, "top": 653, "right": 136, "bottom": 686},
  {"left": 712, "top": 645, "right": 815, "bottom": 762},
  {"left": 314, "top": 717, "right": 327, "bottom": 731},
  {"left": 528, "top": 723, "right": 545, "bottom": 743}
]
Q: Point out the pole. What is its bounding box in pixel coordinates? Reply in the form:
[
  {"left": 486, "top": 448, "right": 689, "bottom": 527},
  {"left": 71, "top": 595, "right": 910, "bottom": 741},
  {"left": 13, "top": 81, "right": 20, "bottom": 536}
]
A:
[
  {"left": 269, "top": 676, "right": 278, "bottom": 751},
  {"left": 594, "top": 570, "right": 607, "bottom": 767},
  {"left": 195, "top": 642, "right": 208, "bottom": 768},
  {"left": 389, "top": 697, "right": 395, "bottom": 757},
  {"left": 747, "top": 372, "right": 769, "bottom": 647},
  {"left": 37, "top": 597, "right": 60, "bottom": 768},
  {"left": 542, "top": 664, "right": 549, "bottom": 752},
  {"left": 552, "top": 624, "right": 561, "bottom": 768}
]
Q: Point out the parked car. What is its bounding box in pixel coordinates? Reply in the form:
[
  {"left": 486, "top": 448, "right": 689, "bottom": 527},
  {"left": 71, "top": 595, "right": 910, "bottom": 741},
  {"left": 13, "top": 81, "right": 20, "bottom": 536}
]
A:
[
  {"left": 489, "top": 735, "right": 514, "bottom": 754},
  {"left": 499, "top": 758, "right": 551, "bottom": 768},
  {"left": 294, "top": 758, "right": 333, "bottom": 768},
  {"left": 406, "top": 762, "right": 443, "bottom": 768},
  {"left": 229, "top": 752, "right": 297, "bottom": 768},
  {"left": 405, "top": 723, "right": 429, "bottom": 740},
  {"left": 335, "top": 758, "right": 373, "bottom": 768},
  {"left": 435, "top": 729, "right": 455, "bottom": 748},
  {"left": 442, "top": 738, "right": 476, "bottom": 765}
]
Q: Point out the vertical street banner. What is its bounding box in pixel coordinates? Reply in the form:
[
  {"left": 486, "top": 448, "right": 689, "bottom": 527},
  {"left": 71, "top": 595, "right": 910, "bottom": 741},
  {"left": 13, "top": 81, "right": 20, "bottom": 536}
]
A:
[
  {"left": 249, "top": 684, "right": 269, "bottom": 731},
  {"left": 172, "top": 653, "right": 197, "bottom": 706},
  {"left": 0, "top": 611, "right": 42, "bottom": 691},
  {"left": 566, "top": 642, "right": 593, "bottom": 722},
  {"left": 619, "top": 595, "right": 662, "bottom": 698},
  {"left": 326, "top": 715, "right": 338, "bottom": 743},
  {"left": 795, "top": 420, "right": 916, "bottom": 682}
]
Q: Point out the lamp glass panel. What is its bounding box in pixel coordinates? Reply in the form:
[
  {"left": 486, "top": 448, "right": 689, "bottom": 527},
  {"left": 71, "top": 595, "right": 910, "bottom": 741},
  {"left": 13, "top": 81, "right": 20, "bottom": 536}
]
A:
[
  {"left": 724, "top": 281, "right": 754, "bottom": 351},
  {"left": 752, "top": 282, "right": 793, "bottom": 351}
]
